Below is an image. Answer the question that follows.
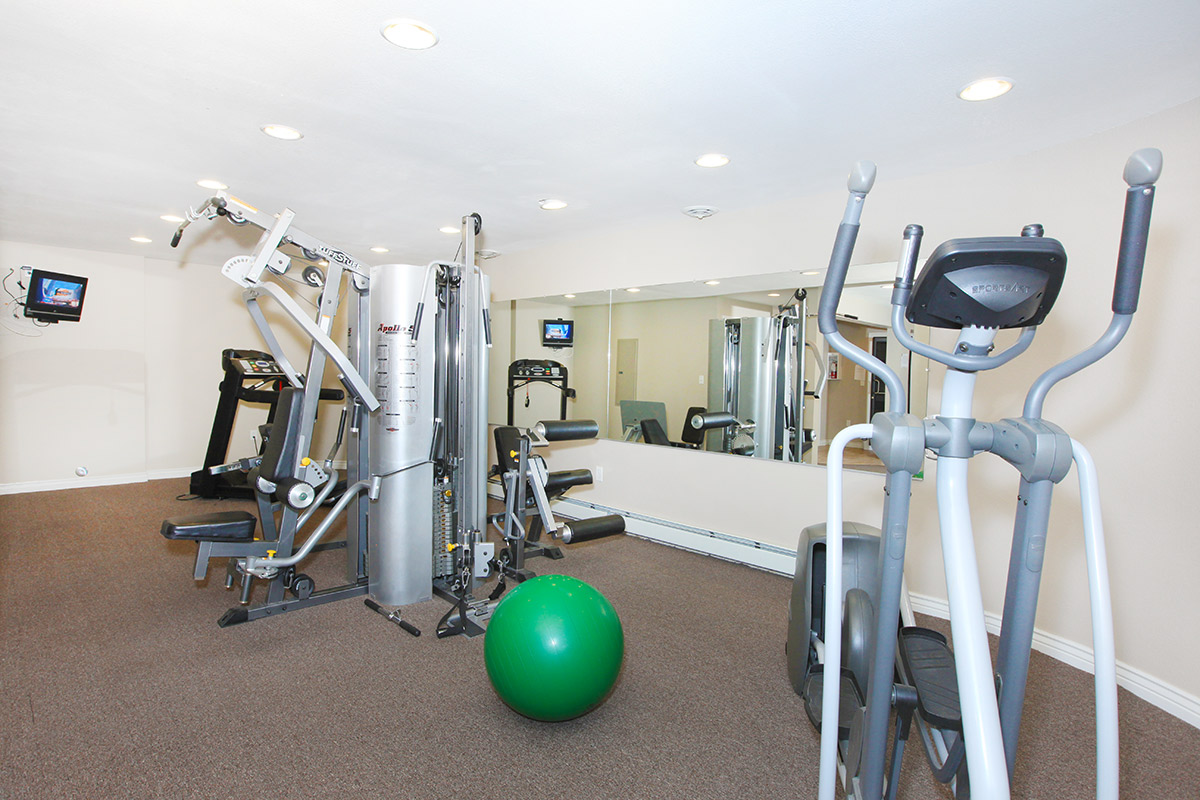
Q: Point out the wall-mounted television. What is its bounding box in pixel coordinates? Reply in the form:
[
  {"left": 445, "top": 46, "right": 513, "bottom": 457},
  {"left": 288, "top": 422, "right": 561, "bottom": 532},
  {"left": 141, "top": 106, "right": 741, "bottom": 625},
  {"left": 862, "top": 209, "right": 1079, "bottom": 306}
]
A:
[
  {"left": 23, "top": 269, "right": 89, "bottom": 323},
  {"left": 541, "top": 318, "right": 574, "bottom": 347}
]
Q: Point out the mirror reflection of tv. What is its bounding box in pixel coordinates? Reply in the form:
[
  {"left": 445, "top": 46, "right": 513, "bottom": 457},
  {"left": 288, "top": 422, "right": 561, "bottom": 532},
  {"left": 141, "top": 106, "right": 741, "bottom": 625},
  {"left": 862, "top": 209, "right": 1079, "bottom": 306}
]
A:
[
  {"left": 542, "top": 318, "right": 574, "bottom": 347},
  {"left": 23, "top": 269, "right": 88, "bottom": 323}
]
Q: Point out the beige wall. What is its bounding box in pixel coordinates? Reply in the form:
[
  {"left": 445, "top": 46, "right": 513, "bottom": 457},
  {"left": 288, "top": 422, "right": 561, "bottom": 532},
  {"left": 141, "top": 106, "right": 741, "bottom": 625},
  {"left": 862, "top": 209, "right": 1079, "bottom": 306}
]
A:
[
  {"left": 568, "top": 303, "right": 611, "bottom": 428},
  {"left": 1, "top": 243, "right": 149, "bottom": 485},
  {"left": 488, "top": 299, "right": 577, "bottom": 428},
  {"left": 607, "top": 295, "right": 724, "bottom": 440},
  {"left": 1, "top": 242, "right": 349, "bottom": 489},
  {"left": 487, "top": 299, "right": 612, "bottom": 431},
  {"left": 491, "top": 98, "right": 1200, "bottom": 702}
]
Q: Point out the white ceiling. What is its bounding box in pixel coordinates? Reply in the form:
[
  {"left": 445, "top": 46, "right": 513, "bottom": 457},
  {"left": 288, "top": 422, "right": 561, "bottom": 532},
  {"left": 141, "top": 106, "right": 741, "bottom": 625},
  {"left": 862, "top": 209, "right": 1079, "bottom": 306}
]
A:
[{"left": 2, "top": 1, "right": 1199, "bottom": 268}]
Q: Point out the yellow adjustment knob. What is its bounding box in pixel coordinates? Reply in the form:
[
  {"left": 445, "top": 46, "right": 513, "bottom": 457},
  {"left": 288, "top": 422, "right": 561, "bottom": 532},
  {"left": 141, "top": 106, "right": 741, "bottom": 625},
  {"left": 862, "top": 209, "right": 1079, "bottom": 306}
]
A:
[
  {"left": 509, "top": 450, "right": 518, "bottom": 459},
  {"left": 266, "top": 550, "right": 276, "bottom": 558},
  {"left": 443, "top": 489, "right": 453, "bottom": 498},
  {"left": 447, "top": 543, "right": 458, "bottom": 552},
  {"left": 301, "top": 457, "right": 311, "bottom": 466}
]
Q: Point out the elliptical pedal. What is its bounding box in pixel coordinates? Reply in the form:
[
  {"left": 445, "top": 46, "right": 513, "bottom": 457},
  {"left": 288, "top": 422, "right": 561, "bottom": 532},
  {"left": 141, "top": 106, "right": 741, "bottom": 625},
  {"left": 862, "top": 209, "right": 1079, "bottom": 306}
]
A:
[
  {"left": 899, "top": 627, "right": 962, "bottom": 731},
  {"left": 802, "top": 665, "right": 865, "bottom": 739}
]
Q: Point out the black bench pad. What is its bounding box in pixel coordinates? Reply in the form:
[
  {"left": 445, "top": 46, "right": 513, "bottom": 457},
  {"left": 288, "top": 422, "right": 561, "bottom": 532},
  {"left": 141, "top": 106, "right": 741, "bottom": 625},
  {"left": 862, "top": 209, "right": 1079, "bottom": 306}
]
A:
[
  {"left": 545, "top": 469, "right": 593, "bottom": 493},
  {"left": 161, "top": 511, "right": 256, "bottom": 542}
]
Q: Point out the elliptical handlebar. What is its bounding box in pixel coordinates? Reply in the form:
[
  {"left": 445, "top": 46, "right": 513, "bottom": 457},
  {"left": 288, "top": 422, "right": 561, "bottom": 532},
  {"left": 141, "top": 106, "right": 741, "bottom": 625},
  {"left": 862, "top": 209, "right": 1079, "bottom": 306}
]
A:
[
  {"left": 1023, "top": 147, "right": 1161, "bottom": 418},
  {"left": 816, "top": 160, "right": 876, "bottom": 337},
  {"left": 817, "top": 161, "right": 907, "bottom": 413}
]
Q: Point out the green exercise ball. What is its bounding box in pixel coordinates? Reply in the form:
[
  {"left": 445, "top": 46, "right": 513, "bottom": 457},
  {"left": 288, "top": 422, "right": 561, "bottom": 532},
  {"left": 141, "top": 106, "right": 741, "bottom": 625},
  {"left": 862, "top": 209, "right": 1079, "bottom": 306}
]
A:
[{"left": 484, "top": 574, "right": 624, "bottom": 722}]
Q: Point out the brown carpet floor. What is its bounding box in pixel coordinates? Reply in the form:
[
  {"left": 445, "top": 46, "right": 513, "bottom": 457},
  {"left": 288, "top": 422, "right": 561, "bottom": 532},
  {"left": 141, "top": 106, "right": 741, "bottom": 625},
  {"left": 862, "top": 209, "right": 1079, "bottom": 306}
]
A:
[{"left": 1, "top": 479, "right": 1197, "bottom": 799}]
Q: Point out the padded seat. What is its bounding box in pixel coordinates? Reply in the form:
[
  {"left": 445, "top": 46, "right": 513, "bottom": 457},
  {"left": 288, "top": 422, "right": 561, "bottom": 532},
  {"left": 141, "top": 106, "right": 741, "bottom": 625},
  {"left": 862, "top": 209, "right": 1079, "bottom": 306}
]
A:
[
  {"left": 545, "top": 469, "right": 593, "bottom": 493},
  {"left": 161, "top": 511, "right": 256, "bottom": 542}
]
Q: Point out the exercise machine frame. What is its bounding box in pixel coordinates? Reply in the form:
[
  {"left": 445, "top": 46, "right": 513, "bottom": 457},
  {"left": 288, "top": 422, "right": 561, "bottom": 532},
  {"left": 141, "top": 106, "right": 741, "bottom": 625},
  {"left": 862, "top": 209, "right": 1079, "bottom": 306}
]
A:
[
  {"left": 163, "top": 193, "right": 497, "bottom": 631},
  {"left": 792, "top": 149, "right": 1161, "bottom": 800}
]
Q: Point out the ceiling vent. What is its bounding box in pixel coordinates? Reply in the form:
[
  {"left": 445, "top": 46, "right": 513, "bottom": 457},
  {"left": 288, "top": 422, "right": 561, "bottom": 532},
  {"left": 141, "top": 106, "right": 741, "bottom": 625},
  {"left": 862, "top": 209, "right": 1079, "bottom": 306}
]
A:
[{"left": 682, "top": 205, "right": 718, "bottom": 220}]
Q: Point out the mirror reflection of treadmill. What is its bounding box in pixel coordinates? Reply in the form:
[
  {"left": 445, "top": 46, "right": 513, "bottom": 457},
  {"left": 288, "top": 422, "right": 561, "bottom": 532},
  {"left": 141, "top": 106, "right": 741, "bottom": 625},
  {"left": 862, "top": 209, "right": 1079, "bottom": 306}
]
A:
[{"left": 506, "top": 359, "right": 575, "bottom": 427}]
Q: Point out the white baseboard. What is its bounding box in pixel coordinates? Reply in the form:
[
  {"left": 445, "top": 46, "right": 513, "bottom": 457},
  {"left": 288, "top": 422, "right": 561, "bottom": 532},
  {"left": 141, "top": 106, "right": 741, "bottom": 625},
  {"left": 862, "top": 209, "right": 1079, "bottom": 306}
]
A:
[
  {"left": 554, "top": 496, "right": 798, "bottom": 575},
  {"left": 0, "top": 462, "right": 345, "bottom": 496},
  {"left": 484, "top": 483, "right": 797, "bottom": 575},
  {"left": 0, "top": 467, "right": 192, "bottom": 496}
]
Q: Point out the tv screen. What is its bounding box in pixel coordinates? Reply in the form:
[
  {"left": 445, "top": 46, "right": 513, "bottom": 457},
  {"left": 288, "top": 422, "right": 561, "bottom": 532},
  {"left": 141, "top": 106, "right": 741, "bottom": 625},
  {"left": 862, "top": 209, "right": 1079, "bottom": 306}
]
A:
[
  {"left": 23, "top": 269, "right": 89, "bottom": 323},
  {"left": 542, "top": 318, "right": 574, "bottom": 347}
]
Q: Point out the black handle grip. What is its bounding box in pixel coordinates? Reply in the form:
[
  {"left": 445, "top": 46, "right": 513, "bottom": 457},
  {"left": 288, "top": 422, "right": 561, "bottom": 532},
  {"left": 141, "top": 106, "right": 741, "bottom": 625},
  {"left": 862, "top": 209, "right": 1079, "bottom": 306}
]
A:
[
  {"left": 536, "top": 419, "right": 599, "bottom": 441},
  {"left": 171, "top": 228, "right": 183, "bottom": 248},
  {"left": 561, "top": 514, "right": 625, "bottom": 544},
  {"left": 410, "top": 303, "right": 425, "bottom": 342},
  {"left": 1112, "top": 148, "right": 1162, "bottom": 315},
  {"left": 1112, "top": 186, "right": 1156, "bottom": 315}
]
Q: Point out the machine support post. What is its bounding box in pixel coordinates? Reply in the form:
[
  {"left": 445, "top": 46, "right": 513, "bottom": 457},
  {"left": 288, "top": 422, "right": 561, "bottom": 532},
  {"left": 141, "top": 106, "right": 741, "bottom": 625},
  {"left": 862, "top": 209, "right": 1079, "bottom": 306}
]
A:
[
  {"left": 995, "top": 477, "right": 1053, "bottom": 774},
  {"left": 858, "top": 469, "right": 914, "bottom": 799}
]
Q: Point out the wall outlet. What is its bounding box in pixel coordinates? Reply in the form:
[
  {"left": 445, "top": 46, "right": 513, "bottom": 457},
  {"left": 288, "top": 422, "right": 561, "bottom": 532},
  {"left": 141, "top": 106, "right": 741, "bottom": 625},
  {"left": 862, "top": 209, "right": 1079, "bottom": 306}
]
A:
[
  {"left": 698, "top": 375, "right": 704, "bottom": 385},
  {"left": 594, "top": 466, "right": 604, "bottom": 482}
]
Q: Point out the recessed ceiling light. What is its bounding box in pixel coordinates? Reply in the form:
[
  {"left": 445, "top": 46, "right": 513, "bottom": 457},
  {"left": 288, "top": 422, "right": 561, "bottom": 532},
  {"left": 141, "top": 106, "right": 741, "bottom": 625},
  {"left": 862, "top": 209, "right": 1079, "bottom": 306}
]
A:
[
  {"left": 704, "top": 280, "right": 721, "bottom": 286},
  {"left": 626, "top": 287, "right": 641, "bottom": 293},
  {"left": 958, "top": 77, "right": 1013, "bottom": 102},
  {"left": 381, "top": 19, "right": 439, "bottom": 50},
  {"left": 197, "top": 178, "right": 227, "bottom": 190},
  {"left": 767, "top": 292, "right": 781, "bottom": 297},
  {"left": 478, "top": 249, "right": 501, "bottom": 259},
  {"left": 695, "top": 153, "right": 730, "bottom": 168},
  {"left": 682, "top": 205, "right": 718, "bottom": 220},
  {"left": 130, "top": 236, "right": 152, "bottom": 244},
  {"left": 160, "top": 214, "right": 185, "bottom": 223},
  {"left": 539, "top": 199, "right": 568, "bottom": 210},
  {"left": 439, "top": 226, "right": 459, "bottom": 234},
  {"left": 801, "top": 270, "right": 821, "bottom": 276},
  {"left": 564, "top": 294, "right": 576, "bottom": 299},
  {"left": 370, "top": 246, "right": 390, "bottom": 253},
  {"left": 261, "top": 124, "right": 303, "bottom": 141}
]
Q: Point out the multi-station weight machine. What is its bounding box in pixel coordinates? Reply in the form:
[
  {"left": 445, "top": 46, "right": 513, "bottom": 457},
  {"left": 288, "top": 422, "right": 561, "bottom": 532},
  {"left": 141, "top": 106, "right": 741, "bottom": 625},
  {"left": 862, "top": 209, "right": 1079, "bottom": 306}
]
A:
[
  {"left": 161, "top": 192, "right": 602, "bottom": 634},
  {"left": 700, "top": 290, "right": 825, "bottom": 460}
]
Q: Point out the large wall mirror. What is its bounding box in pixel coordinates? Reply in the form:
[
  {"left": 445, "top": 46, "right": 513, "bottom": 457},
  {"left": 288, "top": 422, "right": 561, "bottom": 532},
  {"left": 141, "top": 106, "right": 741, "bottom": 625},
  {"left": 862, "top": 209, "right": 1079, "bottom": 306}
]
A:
[{"left": 488, "top": 264, "right": 930, "bottom": 474}]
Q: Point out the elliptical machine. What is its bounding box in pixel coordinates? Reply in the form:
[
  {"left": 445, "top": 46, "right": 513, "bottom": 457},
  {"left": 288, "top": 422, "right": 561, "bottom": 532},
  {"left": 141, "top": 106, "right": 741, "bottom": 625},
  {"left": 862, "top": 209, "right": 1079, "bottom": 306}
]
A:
[{"left": 787, "top": 148, "right": 1161, "bottom": 800}]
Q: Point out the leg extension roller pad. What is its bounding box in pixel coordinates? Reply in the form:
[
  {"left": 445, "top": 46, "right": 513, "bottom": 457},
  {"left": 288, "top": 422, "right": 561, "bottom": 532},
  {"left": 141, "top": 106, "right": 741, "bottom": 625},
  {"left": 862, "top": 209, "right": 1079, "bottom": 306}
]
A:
[
  {"left": 535, "top": 419, "right": 599, "bottom": 441},
  {"left": 560, "top": 514, "right": 625, "bottom": 544}
]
